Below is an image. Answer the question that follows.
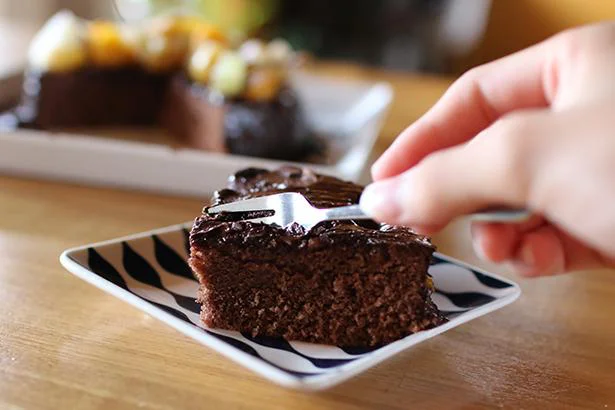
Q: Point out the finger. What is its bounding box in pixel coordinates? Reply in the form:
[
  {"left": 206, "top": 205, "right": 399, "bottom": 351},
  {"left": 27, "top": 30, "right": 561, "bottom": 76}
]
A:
[
  {"left": 471, "top": 214, "right": 615, "bottom": 276},
  {"left": 472, "top": 221, "right": 597, "bottom": 276},
  {"left": 510, "top": 225, "right": 566, "bottom": 277},
  {"left": 371, "top": 35, "right": 558, "bottom": 181},
  {"left": 508, "top": 225, "right": 615, "bottom": 276},
  {"left": 472, "top": 223, "right": 518, "bottom": 262},
  {"left": 471, "top": 216, "right": 545, "bottom": 262},
  {"left": 361, "top": 111, "right": 545, "bottom": 228}
]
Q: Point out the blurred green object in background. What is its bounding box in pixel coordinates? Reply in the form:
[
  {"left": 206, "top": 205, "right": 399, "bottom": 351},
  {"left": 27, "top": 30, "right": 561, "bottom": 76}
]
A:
[
  {"left": 147, "top": 0, "right": 186, "bottom": 14},
  {"left": 192, "top": 0, "right": 278, "bottom": 37},
  {"left": 116, "top": 0, "right": 279, "bottom": 38}
]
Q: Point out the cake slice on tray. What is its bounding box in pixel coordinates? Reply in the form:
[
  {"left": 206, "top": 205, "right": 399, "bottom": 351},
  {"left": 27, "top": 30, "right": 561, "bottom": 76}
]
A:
[
  {"left": 6, "top": 10, "right": 317, "bottom": 161},
  {"left": 188, "top": 167, "right": 446, "bottom": 347}
]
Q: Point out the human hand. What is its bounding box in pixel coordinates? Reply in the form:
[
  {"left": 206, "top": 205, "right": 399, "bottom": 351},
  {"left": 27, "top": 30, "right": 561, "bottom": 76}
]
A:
[{"left": 360, "top": 22, "right": 615, "bottom": 277}]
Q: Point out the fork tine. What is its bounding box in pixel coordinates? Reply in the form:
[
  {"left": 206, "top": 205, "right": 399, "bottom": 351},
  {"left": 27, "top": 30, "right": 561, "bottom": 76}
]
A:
[
  {"left": 245, "top": 216, "right": 280, "bottom": 225},
  {"left": 206, "top": 196, "right": 274, "bottom": 215}
]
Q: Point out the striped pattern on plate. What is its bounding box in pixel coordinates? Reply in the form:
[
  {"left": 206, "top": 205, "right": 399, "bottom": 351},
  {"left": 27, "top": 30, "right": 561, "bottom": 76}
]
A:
[{"left": 61, "top": 223, "right": 520, "bottom": 391}]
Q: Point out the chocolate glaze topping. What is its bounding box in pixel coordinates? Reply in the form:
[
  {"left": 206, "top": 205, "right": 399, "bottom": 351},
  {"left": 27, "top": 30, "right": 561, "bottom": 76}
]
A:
[
  {"left": 191, "top": 166, "right": 434, "bottom": 250},
  {"left": 217, "top": 166, "right": 359, "bottom": 207}
]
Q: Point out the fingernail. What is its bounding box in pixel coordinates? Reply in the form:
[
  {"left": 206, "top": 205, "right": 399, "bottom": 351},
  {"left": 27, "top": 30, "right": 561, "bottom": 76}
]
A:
[
  {"left": 508, "top": 261, "right": 535, "bottom": 277},
  {"left": 512, "top": 245, "right": 537, "bottom": 277},
  {"left": 370, "top": 160, "right": 383, "bottom": 179},
  {"left": 360, "top": 179, "right": 402, "bottom": 222},
  {"left": 472, "top": 234, "right": 488, "bottom": 261},
  {"left": 521, "top": 244, "right": 535, "bottom": 267}
]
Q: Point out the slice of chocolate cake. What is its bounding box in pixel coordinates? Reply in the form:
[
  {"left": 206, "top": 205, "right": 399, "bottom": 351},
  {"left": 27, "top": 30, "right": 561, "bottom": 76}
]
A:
[
  {"left": 189, "top": 167, "right": 446, "bottom": 347},
  {"left": 163, "top": 75, "right": 315, "bottom": 159}
]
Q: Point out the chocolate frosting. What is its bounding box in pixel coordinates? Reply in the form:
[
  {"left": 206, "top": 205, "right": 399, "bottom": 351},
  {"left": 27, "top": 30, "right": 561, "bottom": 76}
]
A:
[{"left": 191, "top": 167, "right": 434, "bottom": 250}]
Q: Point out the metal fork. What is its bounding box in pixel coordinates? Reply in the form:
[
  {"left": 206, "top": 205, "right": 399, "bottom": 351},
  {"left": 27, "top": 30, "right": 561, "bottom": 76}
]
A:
[{"left": 206, "top": 192, "right": 531, "bottom": 230}]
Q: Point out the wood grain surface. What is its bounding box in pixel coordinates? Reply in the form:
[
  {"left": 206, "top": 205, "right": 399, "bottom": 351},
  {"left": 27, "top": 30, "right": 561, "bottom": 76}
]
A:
[{"left": 1, "top": 24, "right": 614, "bottom": 410}]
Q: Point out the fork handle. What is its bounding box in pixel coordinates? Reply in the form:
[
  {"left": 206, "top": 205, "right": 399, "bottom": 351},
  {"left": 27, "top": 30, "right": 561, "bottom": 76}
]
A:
[
  {"left": 322, "top": 204, "right": 370, "bottom": 221},
  {"left": 322, "top": 205, "right": 531, "bottom": 224},
  {"left": 469, "top": 208, "right": 531, "bottom": 223}
]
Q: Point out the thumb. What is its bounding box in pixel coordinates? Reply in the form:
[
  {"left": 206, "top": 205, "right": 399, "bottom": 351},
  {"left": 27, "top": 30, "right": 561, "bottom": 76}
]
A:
[{"left": 360, "top": 112, "right": 541, "bottom": 228}]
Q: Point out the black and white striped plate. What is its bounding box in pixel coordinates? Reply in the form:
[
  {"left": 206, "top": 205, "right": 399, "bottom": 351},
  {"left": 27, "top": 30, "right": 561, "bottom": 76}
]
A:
[{"left": 60, "top": 223, "right": 521, "bottom": 391}]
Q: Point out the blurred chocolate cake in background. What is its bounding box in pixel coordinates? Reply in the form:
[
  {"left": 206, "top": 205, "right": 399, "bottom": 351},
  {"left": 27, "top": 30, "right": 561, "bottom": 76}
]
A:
[{"left": 5, "top": 10, "right": 318, "bottom": 161}]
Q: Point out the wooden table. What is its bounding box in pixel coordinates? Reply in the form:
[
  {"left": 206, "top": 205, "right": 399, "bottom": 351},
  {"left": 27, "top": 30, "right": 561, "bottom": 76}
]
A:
[{"left": 1, "top": 31, "right": 615, "bottom": 410}]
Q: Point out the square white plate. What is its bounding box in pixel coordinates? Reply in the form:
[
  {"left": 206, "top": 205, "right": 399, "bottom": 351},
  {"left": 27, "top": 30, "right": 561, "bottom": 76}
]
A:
[
  {"left": 0, "top": 71, "right": 393, "bottom": 195},
  {"left": 60, "top": 223, "right": 521, "bottom": 391}
]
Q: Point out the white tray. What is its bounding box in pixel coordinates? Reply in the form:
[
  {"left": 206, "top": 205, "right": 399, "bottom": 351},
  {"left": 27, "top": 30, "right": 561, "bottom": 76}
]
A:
[{"left": 0, "top": 70, "right": 393, "bottom": 197}]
